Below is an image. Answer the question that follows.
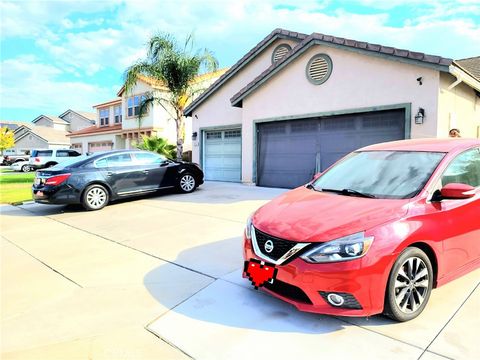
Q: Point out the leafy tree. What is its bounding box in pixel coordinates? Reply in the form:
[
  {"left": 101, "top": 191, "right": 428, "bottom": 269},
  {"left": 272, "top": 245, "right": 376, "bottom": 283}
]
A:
[
  {"left": 124, "top": 33, "right": 218, "bottom": 160},
  {"left": 0, "top": 127, "right": 15, "bottom": 155},
  {"left": 135, "top": 135, "right": 177, "bottom": 159}
]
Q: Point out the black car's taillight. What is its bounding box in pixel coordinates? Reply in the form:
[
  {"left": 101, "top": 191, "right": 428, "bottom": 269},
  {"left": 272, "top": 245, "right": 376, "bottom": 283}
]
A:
[{"left": 44, "top": 173, "right": 71, "bottom": 186}]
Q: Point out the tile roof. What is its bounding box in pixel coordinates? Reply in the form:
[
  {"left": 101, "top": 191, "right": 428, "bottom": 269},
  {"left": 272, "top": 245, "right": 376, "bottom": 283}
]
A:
[
  {"left": 67, "top": 124, "right": 123, "bottom": 137},
  {"left": 116, "top": 69, "right": 228, "bottom": 97},
  {"left": 231, "top": 31, "right": 454, "bottom": 107},
  {"left": 456, "top": 56, "right": 480, "bottom": 82},
  {"left": 93, "top": 98, "right": 122, "bottom": 108},
  {"left": 0, "top": 121, "right": 34, "bottom": 131},
  {"left": 16, "top": 126, "right": 70, "bottom": 144},
  {"left": 33, "top": 115, "right": 69, "bottom": 125},
  {"left": 184, "top": 28, "right": 308, "bottom": 116}
]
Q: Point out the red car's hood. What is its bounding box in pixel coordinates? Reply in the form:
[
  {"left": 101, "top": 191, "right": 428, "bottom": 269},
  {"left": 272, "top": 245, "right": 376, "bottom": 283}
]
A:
[{"left": 253, "top": 186, "right": 410, "bottom": 243}]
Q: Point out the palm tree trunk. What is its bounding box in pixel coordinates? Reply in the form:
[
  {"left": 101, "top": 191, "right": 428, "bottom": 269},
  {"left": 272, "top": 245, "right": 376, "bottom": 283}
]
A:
[{"left": 175, "top": 110, "right": 185, "bottom": 161}]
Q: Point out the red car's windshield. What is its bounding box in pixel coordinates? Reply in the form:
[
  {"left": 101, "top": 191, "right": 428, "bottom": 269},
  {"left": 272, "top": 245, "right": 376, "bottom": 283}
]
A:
[{"left": 312, "top": 151, "right": 446, "bottom": 199}]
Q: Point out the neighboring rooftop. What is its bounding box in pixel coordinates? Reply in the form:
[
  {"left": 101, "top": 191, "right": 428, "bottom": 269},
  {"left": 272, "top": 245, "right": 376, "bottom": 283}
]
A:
[
  {"left": 117, "top": 68, "right": 229, "bottom": 97},
  {"left": 32, "top": 115, "right": 68, "bottom": 125},
  {"left": 456, "top": 56, "right": 480, "bottom": 82},
  {"left": 68, "top": 124, "right": 123, "bottom": 137},
  {"left": 93, "top": 98, "right": 122, "bottom": 108},
  {"left": 0, "top": 121, "right": 34, "bottom": 131},
  {"left": 16, "top": 126, "right": 70, "bottom": 144}
]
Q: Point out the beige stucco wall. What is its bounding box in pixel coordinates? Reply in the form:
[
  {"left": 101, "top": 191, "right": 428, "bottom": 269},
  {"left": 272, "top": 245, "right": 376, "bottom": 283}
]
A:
[
  {"left": 240, "top": 45, "right": 441, "bottom": 182},
  {"left": 61, "top": 112, "right": 93, "bottom": 132},
  {"left": 190, "top": 38, "right": 301, "bottom": 163},
  {"left": 438, "top": 72, "right": 480, "bottom": 138}
]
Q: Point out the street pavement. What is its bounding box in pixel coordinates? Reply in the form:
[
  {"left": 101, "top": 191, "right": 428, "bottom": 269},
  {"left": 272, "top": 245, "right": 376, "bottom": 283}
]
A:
[{"left": 1, "top": 182, "right": 478, "bottom": 359}]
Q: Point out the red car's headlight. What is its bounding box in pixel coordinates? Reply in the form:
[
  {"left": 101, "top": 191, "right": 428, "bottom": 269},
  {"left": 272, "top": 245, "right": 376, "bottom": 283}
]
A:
[{"left": 300, "top": 232, "right": 374, "bottom": 263}]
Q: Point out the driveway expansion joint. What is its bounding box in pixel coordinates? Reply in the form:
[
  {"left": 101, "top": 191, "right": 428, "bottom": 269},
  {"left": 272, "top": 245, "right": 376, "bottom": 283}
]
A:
[
  {"left": 18, "top": 205, "right": 217, "bottom": 281},
  {"left": 2, "top": 236, "right": 83, "bottom": 288},
  {"left": 418, "top": 281, "right": 480, "bottom": 359}
]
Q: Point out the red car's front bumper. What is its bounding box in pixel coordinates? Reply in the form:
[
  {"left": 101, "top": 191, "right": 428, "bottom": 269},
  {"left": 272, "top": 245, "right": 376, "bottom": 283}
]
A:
[{"left": 243, "top": 236, "right": 394, "bottom": 317}]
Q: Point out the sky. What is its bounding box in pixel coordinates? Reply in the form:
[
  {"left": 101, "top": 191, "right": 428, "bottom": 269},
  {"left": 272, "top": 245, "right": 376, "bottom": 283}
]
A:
[{"left": 1, "top": 0, "right": 479, "bottom": 121}]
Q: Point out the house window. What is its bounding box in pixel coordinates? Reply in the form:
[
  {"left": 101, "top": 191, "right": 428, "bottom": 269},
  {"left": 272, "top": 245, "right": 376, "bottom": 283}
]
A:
[
  {"left": 99, "top": 108, "right": 109, "bottom": 126},
  {"left": 114, "top": 105, "right": 122, "bottom": 124},
  {"left": 127, "top": 95, "right": 146, "bottom": 117}
]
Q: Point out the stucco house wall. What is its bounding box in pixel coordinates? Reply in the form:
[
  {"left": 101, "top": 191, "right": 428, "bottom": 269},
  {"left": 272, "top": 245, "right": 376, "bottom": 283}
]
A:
[
  {"left": 240, "top": 45, "right": 441, "bottom": 182},
  {"left": 14, "top": 134, "right": 47, "bottom": 152},
  {"left": 60, "top": 111, "right": 95, "bottom": 132},
  {"left": 438, "top": 72, "right": 480, "bottom": 138},
  {"left": 191, "top": 38, "right": 300, "bottom": 163}
]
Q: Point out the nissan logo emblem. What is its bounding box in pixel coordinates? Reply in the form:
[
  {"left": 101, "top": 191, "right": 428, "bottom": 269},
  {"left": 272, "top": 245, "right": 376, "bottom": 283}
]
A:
[{"left": 264, "top": 240, "right": 274, "bottom": 253}]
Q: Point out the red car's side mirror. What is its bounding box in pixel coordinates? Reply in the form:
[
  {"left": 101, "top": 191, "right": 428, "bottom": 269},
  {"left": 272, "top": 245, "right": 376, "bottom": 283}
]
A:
[{"left": 440, "top": 183, "right": 476, "bottom": 199}]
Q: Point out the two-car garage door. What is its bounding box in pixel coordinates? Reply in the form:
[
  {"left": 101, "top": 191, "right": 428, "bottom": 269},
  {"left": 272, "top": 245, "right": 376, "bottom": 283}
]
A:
[{"left": 257, "top": 109, "right": 406, "bottom": 188}]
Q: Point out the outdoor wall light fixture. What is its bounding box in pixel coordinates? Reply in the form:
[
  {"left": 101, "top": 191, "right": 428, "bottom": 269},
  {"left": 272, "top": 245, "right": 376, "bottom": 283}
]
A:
[
  {"left": 417, "top": 77, "right": 423, "bottom": 85},
  {"left": 192, "top": 131, "right": 198, "bottom": 140},
  {"left": 415, "top": 108, "right": 425, "bottom": 124}
]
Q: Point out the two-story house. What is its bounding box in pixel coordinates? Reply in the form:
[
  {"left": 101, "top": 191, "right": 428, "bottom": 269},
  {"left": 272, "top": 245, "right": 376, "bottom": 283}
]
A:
[{"left": 68, "top": 69, "right": 228, "bottom": 154}]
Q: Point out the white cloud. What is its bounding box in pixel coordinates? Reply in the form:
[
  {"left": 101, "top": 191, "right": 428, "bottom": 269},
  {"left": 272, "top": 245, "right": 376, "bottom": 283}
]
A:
[
  {"left": 0, "top": 55, "right": 114, "bottom": 115},
  {"left": 1, "top": 0, "right": 479, "bottom": 120}
]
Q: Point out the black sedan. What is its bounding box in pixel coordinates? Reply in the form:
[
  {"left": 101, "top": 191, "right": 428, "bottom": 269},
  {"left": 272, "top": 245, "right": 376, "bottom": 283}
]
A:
[{"left": 32, "top": 150, "right": 204, "bottom": 210}]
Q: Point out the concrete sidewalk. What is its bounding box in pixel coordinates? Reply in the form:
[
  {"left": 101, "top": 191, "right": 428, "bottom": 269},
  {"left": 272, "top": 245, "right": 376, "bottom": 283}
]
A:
[{"left": 1, "top": 182, "right": 479, "bottom": 359}]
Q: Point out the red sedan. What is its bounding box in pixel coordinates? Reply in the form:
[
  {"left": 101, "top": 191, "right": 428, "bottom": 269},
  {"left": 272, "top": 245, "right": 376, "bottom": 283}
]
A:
[{"left": 243, "top": 139, "right": 480, "bottom": 321}]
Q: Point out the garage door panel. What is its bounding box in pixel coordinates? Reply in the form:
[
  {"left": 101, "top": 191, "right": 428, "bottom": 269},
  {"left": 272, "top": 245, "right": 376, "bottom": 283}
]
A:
[
  {"left": 258, "top": 109, "right": 405, "bottom": 188},
  {"left": 204, "top": 129, "right": 241, "bottom": 182}
]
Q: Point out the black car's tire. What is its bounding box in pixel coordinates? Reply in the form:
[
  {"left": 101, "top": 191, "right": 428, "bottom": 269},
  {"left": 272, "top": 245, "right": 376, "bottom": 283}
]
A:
[
  {"left": 82, "top": 184, "right": 109, "bottom": 211},
  {"left": 21, "top": 165, "right": 31, "bottom": 172},
  {"left": 384, "top": 247, "right": 433, "bottom": 322},
  {"left": 178, "top": 173, "right": 196, "bottom": 193}
]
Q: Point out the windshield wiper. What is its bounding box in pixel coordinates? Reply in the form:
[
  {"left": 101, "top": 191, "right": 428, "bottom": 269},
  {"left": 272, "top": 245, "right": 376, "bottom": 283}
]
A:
[
  {"left": 305, "top": 183, "right": 321, "bottom": 191},
  {"left": 320, "top": 188, "right": 376, "bottom": 198}
]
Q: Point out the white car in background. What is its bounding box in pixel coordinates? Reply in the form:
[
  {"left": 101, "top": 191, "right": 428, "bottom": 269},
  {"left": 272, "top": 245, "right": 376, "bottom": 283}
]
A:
[{"left": 10, "top": 160, "right": 32, "bottom": 172}]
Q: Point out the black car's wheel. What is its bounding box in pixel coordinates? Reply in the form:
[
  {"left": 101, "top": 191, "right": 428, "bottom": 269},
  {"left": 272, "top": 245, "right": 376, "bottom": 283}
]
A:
[
  {"left": 178, "top": 173, "right": 196, "bottom": 193},
  {"left": 21, "top": 164, "right": 31, "bottom": 172},
  {"left": 384, "top": 247, "right": 433, "bottom": 322},
  {"left": 82, "top": 184, "right": 109, "bottom": 211}
]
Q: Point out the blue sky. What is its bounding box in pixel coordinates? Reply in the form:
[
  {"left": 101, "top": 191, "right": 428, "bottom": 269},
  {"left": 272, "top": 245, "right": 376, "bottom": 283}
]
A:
[{"left": 1, "top": 0, "right": 479, "bottom": 121}]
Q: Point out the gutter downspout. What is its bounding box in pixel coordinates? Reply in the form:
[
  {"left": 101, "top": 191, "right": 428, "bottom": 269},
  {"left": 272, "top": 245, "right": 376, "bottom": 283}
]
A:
[{"left": 448, "top": 64, "right": 480, "bottom": 92}]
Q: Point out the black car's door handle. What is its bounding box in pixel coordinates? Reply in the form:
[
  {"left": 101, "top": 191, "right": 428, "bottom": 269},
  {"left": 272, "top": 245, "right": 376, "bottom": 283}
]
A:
[{"left": 142, "top": 170, "right": 149, "bottom": 174}]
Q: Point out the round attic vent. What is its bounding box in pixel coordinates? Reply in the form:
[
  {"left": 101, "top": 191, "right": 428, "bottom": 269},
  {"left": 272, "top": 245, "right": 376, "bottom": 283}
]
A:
[
  {"left": 306, "top": 54, "right": 333, "bottom": 85},
  {"left": 272, "top": 44, "right": 292, "bottom": 64}
]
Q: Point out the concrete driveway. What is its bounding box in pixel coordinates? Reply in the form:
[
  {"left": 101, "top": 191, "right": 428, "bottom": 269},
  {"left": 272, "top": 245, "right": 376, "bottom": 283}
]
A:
[{"left": 1, "top": 182, "right": 478, "bottom": 359}]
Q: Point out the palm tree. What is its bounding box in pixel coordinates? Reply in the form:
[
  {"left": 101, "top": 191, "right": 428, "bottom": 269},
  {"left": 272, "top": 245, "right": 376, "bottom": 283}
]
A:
[
  {"left": 124, "top": 33, "right": 218, "bottom": 160},
  {"left": 135, "top": 135, "right": 176, "bottom": 159}
]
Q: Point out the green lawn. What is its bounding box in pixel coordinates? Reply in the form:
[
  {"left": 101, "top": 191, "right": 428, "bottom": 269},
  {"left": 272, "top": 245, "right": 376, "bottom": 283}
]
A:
[{"left": 0, "top": 172, "right": 35, "bottom": 204}]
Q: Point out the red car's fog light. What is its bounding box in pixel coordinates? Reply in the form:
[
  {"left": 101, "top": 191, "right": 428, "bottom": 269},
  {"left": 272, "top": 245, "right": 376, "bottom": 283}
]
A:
[{"left": 44, "top": 173, "right": 71, "bottom": 186}]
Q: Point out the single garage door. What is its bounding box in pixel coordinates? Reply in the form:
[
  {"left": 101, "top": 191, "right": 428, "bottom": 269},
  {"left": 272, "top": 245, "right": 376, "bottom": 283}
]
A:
[
  {"left": 204, "top": 129, "right": 241, "bottom": 182},
  {"left": 88, "top": 142, "right": 113, "bottom": 153},
  {"left": 257, "top": 109, "right": 405, "bottom": 188}
]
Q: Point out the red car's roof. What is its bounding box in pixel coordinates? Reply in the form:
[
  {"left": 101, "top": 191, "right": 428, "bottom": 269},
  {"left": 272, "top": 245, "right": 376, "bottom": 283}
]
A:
[{"left": 360, "top": 138, "right": 480, "bottom": 153}]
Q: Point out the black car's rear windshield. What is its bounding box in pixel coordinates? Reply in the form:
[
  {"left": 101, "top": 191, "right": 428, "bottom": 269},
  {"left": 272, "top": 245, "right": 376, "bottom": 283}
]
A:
[{"left": 312, "top": 151, "right": 446, "bottom": 199}]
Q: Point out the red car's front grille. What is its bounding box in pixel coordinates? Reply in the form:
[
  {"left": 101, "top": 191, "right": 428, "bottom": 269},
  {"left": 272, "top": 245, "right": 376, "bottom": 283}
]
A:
[{"left": 254, "top": 228, "right": 299, "bottom": 261}]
